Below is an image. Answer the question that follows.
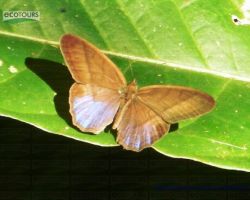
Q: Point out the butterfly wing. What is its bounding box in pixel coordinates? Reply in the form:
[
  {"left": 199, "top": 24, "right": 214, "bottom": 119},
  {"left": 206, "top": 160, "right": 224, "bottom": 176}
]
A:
[
  {"left": 60, "top": 34, "right": 127, "bottom": 133},
  {"left": 113, "top": 85, "right": 215, "bottom": 151},
  {"left": 60, "top": 34, "right": 126, "bottom": 89},
  {"left": 70, "top": 83, "right": 121, "bottom": 133},
  {"left": 113, "top": 97, "right": 170, "bottom": 152},
  {"left": 137, "top": 85, "right": 215, "bottom": 123}
]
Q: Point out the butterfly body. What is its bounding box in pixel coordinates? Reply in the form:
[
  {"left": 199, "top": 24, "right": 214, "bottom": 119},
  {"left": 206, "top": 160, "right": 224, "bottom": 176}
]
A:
[
  {"left": 119, "top": 80, "right": 137, "bottom": 102},
  {"left": 60, "top": 34, "right": 215, "bottom": 152}
]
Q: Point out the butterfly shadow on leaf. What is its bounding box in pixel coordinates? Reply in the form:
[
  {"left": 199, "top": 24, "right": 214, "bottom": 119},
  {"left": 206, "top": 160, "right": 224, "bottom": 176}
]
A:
[{"left": 25, "top": 58, "right": 78, "bottom": 130}]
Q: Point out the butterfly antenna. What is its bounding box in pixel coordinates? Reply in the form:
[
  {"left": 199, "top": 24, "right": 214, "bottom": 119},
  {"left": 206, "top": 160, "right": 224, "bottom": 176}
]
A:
[{"left": 128, "top": 61, "right": 135, "bottom": 81}]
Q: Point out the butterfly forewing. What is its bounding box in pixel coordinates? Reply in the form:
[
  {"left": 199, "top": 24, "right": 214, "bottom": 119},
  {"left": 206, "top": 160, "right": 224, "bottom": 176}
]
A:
[
  {"left": 113, "top": 97, "right": 170, "bottom": 152},
  {"left": 137, "top": 85, "right": 215, "bottom": 123},
  {"left": 60, "top": 34, "right": 126, "bottom": 89}
]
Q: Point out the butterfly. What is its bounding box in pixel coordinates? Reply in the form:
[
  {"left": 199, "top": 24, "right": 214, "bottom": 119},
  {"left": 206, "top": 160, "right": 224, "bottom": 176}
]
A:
[{"left": 60, "top": 34, "right": 215, "bottom": 152}]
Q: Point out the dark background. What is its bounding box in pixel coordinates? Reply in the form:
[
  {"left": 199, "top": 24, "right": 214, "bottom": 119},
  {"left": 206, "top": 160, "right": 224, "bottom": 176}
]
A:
[{"left": 0, "top": 117, "right": 250, "bottom": 200}]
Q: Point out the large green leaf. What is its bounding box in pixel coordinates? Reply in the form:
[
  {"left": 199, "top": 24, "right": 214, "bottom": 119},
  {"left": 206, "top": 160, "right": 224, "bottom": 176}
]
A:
[{"left": 1, "top": 0, "right": 250, "bottom": 171}]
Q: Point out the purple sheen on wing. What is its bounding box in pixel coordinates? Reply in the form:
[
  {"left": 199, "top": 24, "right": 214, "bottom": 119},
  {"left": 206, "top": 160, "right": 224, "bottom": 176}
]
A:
[
  {"left": 145, "top": 130, "right": 151, "bottom": 145},
  {"left": 134, "top": 134, "right": 140, "bottom": 150},
  {"left": 72, "top": 95, "right": 119, "bottom": 130},
  {"left": 123, "top": 123, "right": 154, "bottom": 150},
  {"left": 124, "top": 135, "right": 131, "bottom": 145}
]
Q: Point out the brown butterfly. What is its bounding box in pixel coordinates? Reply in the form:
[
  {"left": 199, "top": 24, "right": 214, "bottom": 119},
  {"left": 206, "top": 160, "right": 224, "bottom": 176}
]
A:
[{"left": 60, "top": 34, "right": 215, "bottom": 152}]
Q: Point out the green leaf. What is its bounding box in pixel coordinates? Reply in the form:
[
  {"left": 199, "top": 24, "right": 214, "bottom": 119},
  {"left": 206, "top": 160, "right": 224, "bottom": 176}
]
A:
[{"left": 1, "top": 0, "right": 250, "bottom": 171}]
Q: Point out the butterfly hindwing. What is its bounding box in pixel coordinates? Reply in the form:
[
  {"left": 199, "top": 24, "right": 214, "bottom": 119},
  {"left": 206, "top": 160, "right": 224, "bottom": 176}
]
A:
[
  {"left": 70, "top": 83, "right": 121, "bottom": 133},
  {"left": 113, "top": 97, "right": 170, "bottom": 151},
  {"left": 137, "top": 85, "right": 215, "bottom": 123}
]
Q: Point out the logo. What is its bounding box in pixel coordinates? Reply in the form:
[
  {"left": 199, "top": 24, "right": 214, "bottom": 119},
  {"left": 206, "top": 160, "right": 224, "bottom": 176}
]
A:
[{"left": 3, "top": 11, "right": 40, "bottom": 21}]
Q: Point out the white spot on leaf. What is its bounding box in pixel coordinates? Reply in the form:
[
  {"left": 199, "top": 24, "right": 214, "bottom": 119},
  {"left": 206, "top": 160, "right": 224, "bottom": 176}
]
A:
[
  {"left": 8, "top": 66, "right": 18, "bottom": 73},
  {"left": 0, "top": 60, "right": 3, "bottom": 67}
]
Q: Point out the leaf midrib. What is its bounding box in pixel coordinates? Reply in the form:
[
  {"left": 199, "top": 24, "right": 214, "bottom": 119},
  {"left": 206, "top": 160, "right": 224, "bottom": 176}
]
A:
[{"left": 0, "top": 30, "right": 250, "bottom": 83}]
